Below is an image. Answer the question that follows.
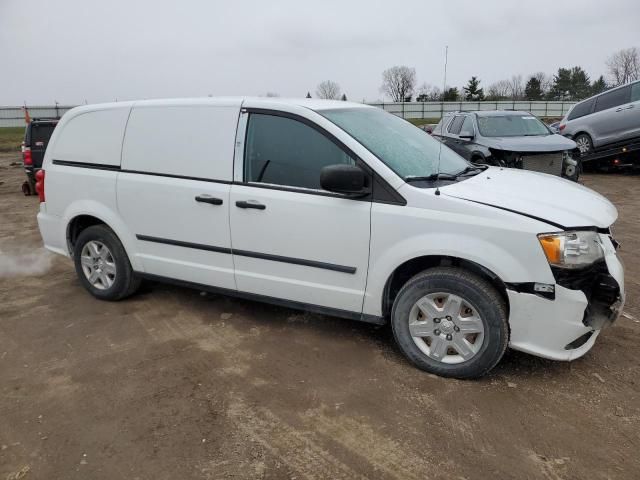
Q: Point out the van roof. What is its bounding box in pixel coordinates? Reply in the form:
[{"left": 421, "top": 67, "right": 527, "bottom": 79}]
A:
[
  {"left": 65, "top": 97, "right": 373, "bottom": 115},
  {"left": 572, "top": 78, "right": 639, "bottom": 106}
]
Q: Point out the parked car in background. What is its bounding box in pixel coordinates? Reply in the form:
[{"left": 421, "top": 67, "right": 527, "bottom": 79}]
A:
[
  {"left": 21, "top": 118, "right": 58, "bottom": 195},
  {"left": 432, "top": 111, "right": 579, "bottom": 180},
  {"left": 559, "top": 80, "right": 640, "bottom": 154},
  {"left": 36, "top": 98, "right": 624, "bottom": 379}
]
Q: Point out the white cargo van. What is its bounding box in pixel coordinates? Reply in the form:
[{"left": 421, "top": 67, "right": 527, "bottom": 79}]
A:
[{"left": 36, "top": 98, "right": 625, "bottom": 378}]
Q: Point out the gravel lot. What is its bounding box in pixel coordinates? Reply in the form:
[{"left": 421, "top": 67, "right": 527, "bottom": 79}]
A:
[{"left": 1, "top": 152, "right": 639, "bottom": 480}]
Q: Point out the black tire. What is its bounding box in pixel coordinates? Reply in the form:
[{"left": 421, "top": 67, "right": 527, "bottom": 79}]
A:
[
  {"left": 73, "top": 224, "right": 141, "bottom": 301},
  {"left": 574, "top": 133, "right": 593, "bottom": 155},
  {"left": 21, "top": 182, "right": 32, "bottom": 196},
  {"left": 391, "top": 267, "right": 508, "bottom": 379}
]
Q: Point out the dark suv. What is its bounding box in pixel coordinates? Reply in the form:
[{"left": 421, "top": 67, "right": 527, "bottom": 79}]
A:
[
  {"left": 21, "top": 119, "right": 58, "bottom": 195},
  {"left": 432, "top": 111, "right": 579, "bottom": 180}
]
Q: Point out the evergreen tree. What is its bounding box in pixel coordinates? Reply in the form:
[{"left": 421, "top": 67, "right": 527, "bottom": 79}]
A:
[
  {"left": 524, "top": 77, "right": 543, "bottom": 100},
  {"left": 590, "top": 75, "right": 607, "bottom": 96},
  {"left": 549, "top": 68, "right": 573, "bottom": 99},
  {"left": 341, "top": 93, "right": 347, "bottom": 101},
  {"left": 443, "top": 87, "right": 459, "bottom": 101},
  {"left": 570, "top": 66, "right": 591, "bottom": 100},
  {"left": 463, "top": 76, "right": 484, "bottom": 101},
  {"left": 306, "top": 92, "right": 312, "bottom": 98}
]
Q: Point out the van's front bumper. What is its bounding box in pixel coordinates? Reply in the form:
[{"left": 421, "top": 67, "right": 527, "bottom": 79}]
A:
[{"left": 507, "top": 235, "right": 624, "bottom": 361}]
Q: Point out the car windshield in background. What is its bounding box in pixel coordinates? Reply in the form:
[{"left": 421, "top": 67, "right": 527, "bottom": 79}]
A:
[
  {"left": 320, "top": 107, "right": 469, "bottom": 179},
  {"left": 477, "top": 115, "right": 550, "bottom": 137}
]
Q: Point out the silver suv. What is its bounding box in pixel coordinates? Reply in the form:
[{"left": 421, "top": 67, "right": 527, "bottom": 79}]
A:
[{"left": 560, "top": 80, "right": 640, "bottom": 154}]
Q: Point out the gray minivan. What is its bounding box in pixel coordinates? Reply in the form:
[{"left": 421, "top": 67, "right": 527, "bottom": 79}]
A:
[{"left": 559, "top": 80, "right": 640, "bottom": 153}]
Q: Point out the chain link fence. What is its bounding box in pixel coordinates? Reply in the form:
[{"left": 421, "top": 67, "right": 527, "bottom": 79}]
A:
[{"left": 0, "top": 100, "right": 576, "bottom": 127}]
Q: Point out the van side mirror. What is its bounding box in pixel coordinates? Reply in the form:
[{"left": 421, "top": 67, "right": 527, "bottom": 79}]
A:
[
  {"left": 320, "top": 164, "right": 369, "bottom": 195},
  {"left": 459, "top": 131, "right": 474, "bottom": 140}
]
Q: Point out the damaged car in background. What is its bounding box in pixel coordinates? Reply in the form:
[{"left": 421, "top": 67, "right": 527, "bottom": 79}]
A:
[{"left": 432, "top": 110, "right": 580, "bottom": 181}]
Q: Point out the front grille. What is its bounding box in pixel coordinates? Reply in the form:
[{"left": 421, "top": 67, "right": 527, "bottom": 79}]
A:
[{"left": 521, "top": 153, "right": 563, "bottom": 176}]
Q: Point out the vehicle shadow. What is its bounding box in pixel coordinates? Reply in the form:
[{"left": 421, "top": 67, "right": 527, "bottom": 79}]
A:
[{"left": 138, "top": 279, "right": 574, "bottom": 381}]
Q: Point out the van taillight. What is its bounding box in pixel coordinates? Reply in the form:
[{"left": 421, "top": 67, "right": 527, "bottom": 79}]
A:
[
  {"left": 23, "top": 148, "right": 33, "bottom": 166},
  {"left": 35, "top": 169, "right": 45, "bottom": 202},
  {"left": 559, "top": 124, "right": 566, "bottom": 131}
]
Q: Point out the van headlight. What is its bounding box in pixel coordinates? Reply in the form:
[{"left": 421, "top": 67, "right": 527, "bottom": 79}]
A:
[{"left": 538, "top": 231, "right": 604, "bottom": 268}]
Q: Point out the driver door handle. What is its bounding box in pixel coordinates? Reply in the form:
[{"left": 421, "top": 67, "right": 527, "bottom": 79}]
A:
[
  {"left": 195, "top": 194, "right": 223, "bottom": 205},
  {"left": 236, "top": 200, "right": 266, "bottom": 210}
]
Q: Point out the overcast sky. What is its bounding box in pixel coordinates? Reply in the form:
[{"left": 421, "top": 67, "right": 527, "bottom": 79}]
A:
[{"left": 1, "top": 0, "right": 638, "bottom": 105}]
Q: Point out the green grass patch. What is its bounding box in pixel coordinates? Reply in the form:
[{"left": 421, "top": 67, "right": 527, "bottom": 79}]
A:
[{"left": 0, "top": 127, "right": 25, "bottom": 153}]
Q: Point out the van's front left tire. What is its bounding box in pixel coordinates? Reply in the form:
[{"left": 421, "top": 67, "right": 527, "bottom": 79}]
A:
[
  {"left": 73, "top": 225, "right": 140, "bottom": 301},
  {"left": 391, "top": 267, "right": 508, "bottom": 379}
]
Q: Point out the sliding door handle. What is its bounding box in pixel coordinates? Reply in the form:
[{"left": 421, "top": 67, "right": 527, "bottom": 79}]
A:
[
  {"left": 195, "top": 194, "right": 223, "bottom": 205},
  {"left": 236, "top": 200, "right": 266, "bottom": 210}
]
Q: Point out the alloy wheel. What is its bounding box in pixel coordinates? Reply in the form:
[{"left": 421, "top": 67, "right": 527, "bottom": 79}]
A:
[
  {"left": 408, "top": 292, "right": 485, "bottom": 364},
  {"left": 80, "top": 240, "right": 116, "bottom": 290}
]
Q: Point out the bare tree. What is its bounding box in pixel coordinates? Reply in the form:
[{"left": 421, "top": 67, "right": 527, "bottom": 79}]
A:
[
  {"left": 415, "top": 82, "right": 441, "bottom": 101},
  {"left": 507, "top": 75, "right": 524, "bottom": 100},
  {"left": 606, "top": 47, "right": 640, "bottom": 86},
  {"left": 486, "top": 80, "right": 511, "bottom": 100},
  {"left": 532, "top": 71, "right": 552, "bottom": 95},
  {"left": 316, "top": 80, "right": 341, "bottom": 100},
  {"left": 380, "top": 66, "right": 416, "bottom": 102}
]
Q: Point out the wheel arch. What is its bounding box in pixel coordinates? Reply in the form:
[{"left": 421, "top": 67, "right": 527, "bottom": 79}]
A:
[
  {"left": 572, "top": 130, "right": 594, "bottom": 145},
  {"left": 63, "top": 204, "right": 143, "bottom": 271},
  {"left": 381, "top": 255, "right": 510, "bottom": 320},
  {"left": 470, "top": 152, "right": 486, "bottom": 163}
]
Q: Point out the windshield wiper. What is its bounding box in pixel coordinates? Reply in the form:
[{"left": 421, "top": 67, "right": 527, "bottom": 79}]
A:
[
  {"left": 453, "top": 165, "right": 486, "bottom": 177},
  {"left": 405, "top": 165, "right": 487, "bottom": 183},
  {"left": 404, "top": 173, "right": 458, "bottom": 182}
]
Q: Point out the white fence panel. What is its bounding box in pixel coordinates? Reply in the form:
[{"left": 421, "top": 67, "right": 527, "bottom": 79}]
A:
[{"left": 0, "top": 101, "right": 576, "bottom": 127}]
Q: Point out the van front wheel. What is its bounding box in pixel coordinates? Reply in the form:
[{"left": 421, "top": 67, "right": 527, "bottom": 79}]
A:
[
  {"left": 391, "top": 267, "right": 508, "bottom": 379},
  {"left": 73, "top": 225, "right": 141, "bottom": 301}
]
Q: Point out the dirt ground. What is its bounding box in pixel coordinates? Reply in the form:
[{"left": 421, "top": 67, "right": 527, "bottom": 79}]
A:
[{"left": 1, "top": 152, "right": 639, "bottom": 480}]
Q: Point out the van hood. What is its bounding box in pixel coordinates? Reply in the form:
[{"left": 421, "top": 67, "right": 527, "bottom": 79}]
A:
[
  {"left": 482, "top": 134, "right": 576, "bottom": 152},
  {"left": 441, "top": 167, "right": 617, "bottom": 229}
]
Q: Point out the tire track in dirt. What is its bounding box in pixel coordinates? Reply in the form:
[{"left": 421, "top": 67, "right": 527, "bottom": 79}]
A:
[
  {"left": 302, "top": 407, "right": 445, "bottom": 480},
  {"left": 227, "top": 398, "right": 368, "bottom": 480}
]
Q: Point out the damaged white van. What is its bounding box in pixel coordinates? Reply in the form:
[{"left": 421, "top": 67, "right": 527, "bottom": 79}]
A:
[{"left": 36, "top": 98, "right": 625, "bottom": 378}]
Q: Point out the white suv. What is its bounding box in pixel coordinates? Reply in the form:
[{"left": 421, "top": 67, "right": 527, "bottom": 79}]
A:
[{"left": 36, "top": 98, "right": 625, "bottom": 378}]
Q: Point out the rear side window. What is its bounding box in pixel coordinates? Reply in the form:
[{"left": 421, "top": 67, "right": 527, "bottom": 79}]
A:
[
  {"left": 245, "top": 113, "right": 354, "bottom": 190},
  {"left": 567, "top": 98, "right": 595, "bottom": 121},
  {"left": 447, "top": 115, "right": 465, "bottom": 135},
  {"left": 122, "top": 105, "right": 239, "bottom": 180},
  {"left": 594, "top": 86, "right": 631, "bottom": 112},
  {"left": 631, "top": 82, "right": 640, "bottom": 102},
  {"left": 52, "top": 108, "right": 130, "bottom": 166},
  {"left": 30, "top": 123, "right": 57, "bottom": 146}
]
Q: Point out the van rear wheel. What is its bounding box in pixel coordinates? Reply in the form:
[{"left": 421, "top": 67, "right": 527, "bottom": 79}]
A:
[
  {"left": 574, "top": 133, "right": 593, "bottom": 154},
  {"left": 73, "top": 225, "right": 140, "bottom": 301},
  {"left": 391, "top": 267, "right": 508, "bottom": 379}
]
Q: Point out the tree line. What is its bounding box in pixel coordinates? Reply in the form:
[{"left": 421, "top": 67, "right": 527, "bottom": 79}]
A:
[
  {"left": 381, "top": 47, "right": 638, "bottom": 103},
  {"left": 297, "top": 47, "right": 639, "bottom": 103}
]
